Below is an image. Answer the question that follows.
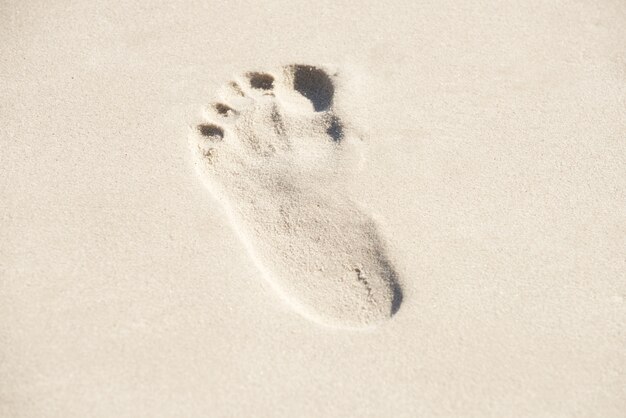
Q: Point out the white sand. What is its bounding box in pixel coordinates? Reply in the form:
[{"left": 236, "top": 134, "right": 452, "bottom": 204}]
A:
[{"left": 2, "top": 1, "right": 625, "bottom": 416}]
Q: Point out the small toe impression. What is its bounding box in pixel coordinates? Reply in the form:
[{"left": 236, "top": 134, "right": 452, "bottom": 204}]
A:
[
  {"left": 246, "top": 72, "right": 275, "bottom": 90},
  {"left": 198, "top": 123, "right": 224, "bottom": 141},
  {"left": 212, "top": 103, "right": 238, "bottom": 117},
  {"left": 286, "top": 65, "right": 335, "bottom": 112},
  {"left": 228, "top": 81, "right": 246, "bottom": 96}
]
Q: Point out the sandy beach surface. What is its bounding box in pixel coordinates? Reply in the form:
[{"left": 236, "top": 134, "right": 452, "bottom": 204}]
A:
[{"left": 2, "top": 1, "right": 625, "bottom": 416}]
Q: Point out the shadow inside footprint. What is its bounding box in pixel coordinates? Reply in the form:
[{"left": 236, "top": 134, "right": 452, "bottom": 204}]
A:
[
  {"left": 289, "top": 65, "right": 335, "bottom": 112},
  {"left": 391, "top": 285, "right": 403, "bottom": 315},
  {"left": 326, "top": 116, "right": 343, "bottom": 142},
  {"left": 371, "top": 251, "right": 403, "bottom": 316}
]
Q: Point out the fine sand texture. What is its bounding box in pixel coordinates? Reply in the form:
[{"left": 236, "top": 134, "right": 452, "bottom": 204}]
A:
[{"left": 2, "top": 1, "right": 626, "bottom": 417}]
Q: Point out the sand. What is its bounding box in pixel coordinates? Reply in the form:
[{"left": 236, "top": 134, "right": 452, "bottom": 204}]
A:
[{"left": 1, "top": 0, "right": 625, "bottom": 416}]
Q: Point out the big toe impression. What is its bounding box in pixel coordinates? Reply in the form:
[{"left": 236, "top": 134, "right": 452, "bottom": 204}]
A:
[{"left": 285, "top": 65, "right": 335, "bottom": 112}]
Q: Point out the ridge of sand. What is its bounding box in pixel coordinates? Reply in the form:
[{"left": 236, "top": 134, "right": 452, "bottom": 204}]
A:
[{"left": 188, "top": 65, "right": 402, "bottom": 328}]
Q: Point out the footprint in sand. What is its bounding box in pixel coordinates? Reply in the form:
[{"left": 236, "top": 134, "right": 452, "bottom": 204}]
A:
[{"left": 189, "top": 64, "right": 402, "bottom": 329}]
